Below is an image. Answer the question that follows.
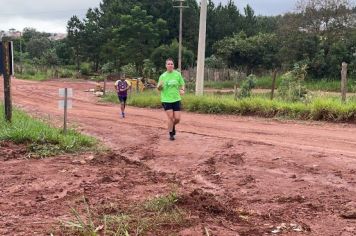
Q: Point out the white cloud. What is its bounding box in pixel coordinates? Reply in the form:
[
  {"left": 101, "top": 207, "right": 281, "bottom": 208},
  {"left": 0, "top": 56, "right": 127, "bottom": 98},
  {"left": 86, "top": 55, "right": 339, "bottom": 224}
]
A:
[
  {"left": 0, "top": 0, "right": 101, "bottom": 33},
  {"left": 0, "top": 0, "right": 354, "bottom": 33}
]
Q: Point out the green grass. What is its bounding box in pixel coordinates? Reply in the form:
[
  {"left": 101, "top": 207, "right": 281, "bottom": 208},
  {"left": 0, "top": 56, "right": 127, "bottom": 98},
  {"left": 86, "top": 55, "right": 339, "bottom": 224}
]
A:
[
  {"left": 16, "top": 71, "right": 49, "bottom": 81},
  {"left": 0, "top": 104, "right": 97, "bottom": 157},
  {"left": 144, "top": 192, "right": 179, "bottom": 212},
  {"left": 15, "top": 66, "right": 77, "bottom": 81},
  {"left": 204, "top": 80, "right": 236, "bottom": 89},
  {"left": 61, "top": 192, "right": 186, "bottom": 236},
  {"left": 255, "top": 75, "right": 283, "bottom": 89},
  {"left": 102, "top": 91, "right": 356, "bottom": 122},
  {"left": 203, "top": 76, "right": 356, "bottom": 93}
]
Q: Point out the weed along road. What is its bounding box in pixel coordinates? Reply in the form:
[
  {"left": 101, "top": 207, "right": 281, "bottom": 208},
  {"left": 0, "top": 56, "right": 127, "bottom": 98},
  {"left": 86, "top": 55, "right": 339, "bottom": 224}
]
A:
[{"left": 1, "top": 78, "right": 356, "bottom": 235}]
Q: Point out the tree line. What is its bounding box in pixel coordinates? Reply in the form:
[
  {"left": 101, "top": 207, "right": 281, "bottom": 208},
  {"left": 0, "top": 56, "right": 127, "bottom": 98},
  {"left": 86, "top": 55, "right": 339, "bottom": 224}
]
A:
[{"left": 8, "top": 0, "right": 356, "bottom": 79}]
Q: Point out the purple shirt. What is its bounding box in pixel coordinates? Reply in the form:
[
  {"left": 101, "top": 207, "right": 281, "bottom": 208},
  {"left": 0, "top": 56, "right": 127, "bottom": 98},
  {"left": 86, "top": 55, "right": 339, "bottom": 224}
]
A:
[{"left": 116, "top": 80, "right": 129, "bottom": 97}]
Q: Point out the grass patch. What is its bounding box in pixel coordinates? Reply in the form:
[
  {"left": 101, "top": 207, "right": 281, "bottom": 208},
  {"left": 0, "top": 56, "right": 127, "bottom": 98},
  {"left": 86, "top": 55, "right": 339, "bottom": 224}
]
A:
[
  {"left": 102, "top": 91, "right": 356, "bottom": 123},
  {"left": 16, "top": 71, "right": 49, "bottom": 81},
  {"left": 0, "top": 104, "right": 97, "bottom": 157},
  {"left": 61, "top": 192, "right": 187, "bottom": 236},
  {"left": 254, "top": 75, "right": 283, "bottom": 89},
  {"left": 202, "top": 76, "right": 356, "bottom": 93},
  {"left": 204, "top": 80, "right": 236, "bottom": 89},
  {"left": 144, "top": 192, "right": 179, "bottom": 212}
]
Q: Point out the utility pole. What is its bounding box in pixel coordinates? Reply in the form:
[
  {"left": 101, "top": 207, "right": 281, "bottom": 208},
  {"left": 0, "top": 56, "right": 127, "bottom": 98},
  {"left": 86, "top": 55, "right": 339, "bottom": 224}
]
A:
[
  {"left": 173, "top": 0, "right": 188, "bottom": 72},
  {"left": 195, "top": 0, "right": 207, "bottom": 95},
  {"left": 19, "top": 31, "right": 23, "bottom": 73}
]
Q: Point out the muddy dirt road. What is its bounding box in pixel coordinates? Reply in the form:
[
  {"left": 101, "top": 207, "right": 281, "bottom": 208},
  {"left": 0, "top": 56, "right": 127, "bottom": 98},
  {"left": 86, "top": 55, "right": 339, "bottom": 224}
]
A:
[{"left": 1, "top": 78, "right": 356, "bottom": 235}]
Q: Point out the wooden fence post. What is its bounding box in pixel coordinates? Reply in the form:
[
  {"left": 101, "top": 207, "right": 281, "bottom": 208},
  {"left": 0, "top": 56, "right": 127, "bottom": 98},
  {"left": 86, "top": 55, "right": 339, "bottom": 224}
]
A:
[
  {"left": 341, "top": 62, "right": 348, "bottom": 103},
  {"left": 270, "top": 69, "right": 277, "bottom": 100},
  {"left": 2, "top": 41, "right": 12, "bottom": 122}
]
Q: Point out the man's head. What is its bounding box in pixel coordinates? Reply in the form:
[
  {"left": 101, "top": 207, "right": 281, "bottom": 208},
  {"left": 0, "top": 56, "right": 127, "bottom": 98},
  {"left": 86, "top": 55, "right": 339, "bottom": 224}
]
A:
[
  {"left": 166, "top": 58, "right": 174, "bottom": 72},
  {"left": 120, "top": 73, "right": 126, "bottom": 81}
]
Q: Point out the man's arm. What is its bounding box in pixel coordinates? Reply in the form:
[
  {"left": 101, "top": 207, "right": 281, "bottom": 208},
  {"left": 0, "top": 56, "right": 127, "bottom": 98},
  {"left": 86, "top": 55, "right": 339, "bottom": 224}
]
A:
[
  {"left": 125, "top": 80, "right": 131, "bottom": 91},
  {"left": 179, "top": 74, "right": 185, "bottom": 95},
  {"left": 114, "top": 82, "right": 118, "bottom": 91},
  {"left": 157, "top": 77, "right": 163, "bottom": 91},
  {"left": 179, "top": 85, "right": 185, "bottom": 95}
]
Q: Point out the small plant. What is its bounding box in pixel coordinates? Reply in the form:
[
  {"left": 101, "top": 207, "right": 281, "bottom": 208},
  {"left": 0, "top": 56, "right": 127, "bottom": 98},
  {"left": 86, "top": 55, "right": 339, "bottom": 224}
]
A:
[
  {"left": 144, "top": 192, "right": 179, "bottom": 212},
  {"left": 237, "top": 74, "right": 256, "bottom": 99},
  {"left": 278, "top": 63, "right": 309, "bottom": 102},
  {"left": 59, "top": 69, "right": 75, "bottom": 78},
  {"left": 80, "top": 63, "right": 92, "bottom": 76},
  {"left": 62, "top": 197, "right": 101, "bottom": 235},
  {"left": 61, "top": 192, "right": 186, "bottom": 235}
]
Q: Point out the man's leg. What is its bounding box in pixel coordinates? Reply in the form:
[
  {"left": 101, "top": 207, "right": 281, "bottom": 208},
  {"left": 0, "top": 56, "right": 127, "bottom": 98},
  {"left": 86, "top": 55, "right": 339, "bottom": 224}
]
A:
[
  {"left": 172, "top": 111, "right": 181, "bottom": 135},
  {"left": 120, "top": 97, "right": 127, "bottom": 118},
  {"left": 120, "top": 103, "right": 125, "bottom": 117},
  {"left": 165, "top": 109, "right": 175, "bottom": 140},
  {"left": 172, "top": 101, "right": 181, "bottom": 135}
]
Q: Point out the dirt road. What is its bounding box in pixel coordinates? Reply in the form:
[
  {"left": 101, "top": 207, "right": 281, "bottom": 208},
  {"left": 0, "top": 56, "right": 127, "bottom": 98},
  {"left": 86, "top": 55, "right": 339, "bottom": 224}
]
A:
[{"left": 1, "top": 78, "right": 356, "bottom": 235}]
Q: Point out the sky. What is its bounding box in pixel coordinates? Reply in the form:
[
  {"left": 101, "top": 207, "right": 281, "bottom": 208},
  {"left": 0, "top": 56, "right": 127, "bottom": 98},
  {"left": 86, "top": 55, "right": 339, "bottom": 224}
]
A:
[{"left": 0, "top": 0, "right": 354, "bottom": 33}]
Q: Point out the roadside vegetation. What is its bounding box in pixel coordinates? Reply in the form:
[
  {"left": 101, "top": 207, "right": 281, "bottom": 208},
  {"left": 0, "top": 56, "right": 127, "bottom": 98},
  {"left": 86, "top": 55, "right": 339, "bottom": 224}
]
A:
[{"left": 0, "top": 104, "right": 97, "bottom": 158}]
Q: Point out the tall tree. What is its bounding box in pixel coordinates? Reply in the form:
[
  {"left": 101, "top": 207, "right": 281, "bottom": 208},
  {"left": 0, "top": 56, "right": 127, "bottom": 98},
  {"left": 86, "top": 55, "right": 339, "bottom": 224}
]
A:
[
  {"left": 214, "top": 32, "right": 280, "bottom": 73},
  {"left": 242, "top": 4, "right": 258, "bottom": 36},
  {"left": 296, "top": 0, "right": 355, "bottom": 40},
  {"left": 82, "top": 8, "right": 103, "bottom": 72},
  {"left": 150, "top": 40, "right": 194, "bottom": 72},
  {"left": 67, "top": 16, "right": 85, "bottom": 70},
  {"left": 26, "top": 37, "right": 51, "bottom": 59},
  {"left": 111, "top": 6, "right": 168, "bottom": 72}
]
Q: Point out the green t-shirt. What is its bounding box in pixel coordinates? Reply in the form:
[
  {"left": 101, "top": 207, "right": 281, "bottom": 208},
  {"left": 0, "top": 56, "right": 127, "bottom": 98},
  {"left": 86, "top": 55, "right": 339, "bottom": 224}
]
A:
[{"left": 158, "top": 70, "right": 185, "bottom": 103}]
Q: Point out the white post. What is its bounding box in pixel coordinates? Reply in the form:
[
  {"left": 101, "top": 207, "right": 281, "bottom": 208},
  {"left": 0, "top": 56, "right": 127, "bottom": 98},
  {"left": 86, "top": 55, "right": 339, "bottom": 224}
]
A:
[
  {"left": 195, "top": 0, "right": 207, "bottom": 96},
  {"left": 63, "top": 88, "right": 68, "bottom": 134}
]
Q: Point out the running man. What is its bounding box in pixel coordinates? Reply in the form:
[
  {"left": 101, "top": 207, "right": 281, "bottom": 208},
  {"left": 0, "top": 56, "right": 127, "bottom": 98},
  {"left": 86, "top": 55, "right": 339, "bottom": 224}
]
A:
[
  {"left": 157, "top": 58, "right": 185, "bottom": 140},
  {"left": 115, "top": 75, "right": 131, "bottom": 118}
]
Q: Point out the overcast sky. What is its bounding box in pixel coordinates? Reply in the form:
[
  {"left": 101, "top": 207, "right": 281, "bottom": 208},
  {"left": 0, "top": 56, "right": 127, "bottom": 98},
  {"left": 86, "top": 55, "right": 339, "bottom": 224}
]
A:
[{"left": 0, "top": 0, "right": 354, "bottom": 33}]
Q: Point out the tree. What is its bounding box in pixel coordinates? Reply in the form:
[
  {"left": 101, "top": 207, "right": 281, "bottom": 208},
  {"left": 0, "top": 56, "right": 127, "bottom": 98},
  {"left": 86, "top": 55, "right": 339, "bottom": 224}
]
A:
[
  {"left": 214, "top": 32, "right": 280, "bottom": 73},
  {"left": 111, "top": 6, "right": 168, "bottom": 72},
  {"left": 150, "top": 40, "right": 194, "bottom": 73},
  {"left": 41, "top": 49, "right": 60, "bottom": 76},
  {"left": 243, "top": 4, "right": 257, "bottom": 36},
  {"left": 296, "top": 0, "right": 355, "bottom": 39},
  {"left": 82, "top": 8, "right": 104, "bottom": 72},
  {"left": 67, "top": 16, "right": 84, "bottom": 70},
  {"left": 22, "top": 28, "right": 50, "bottom": 43},
  {"left": 277, "top": 0, "right": 356, "bottom": 78},
  {"left": 54, "top": 39, "right": 73, "bottom": 65},
  {"left": 206, "top": 0, "right": 242, "bottom": 56},
  {"left": 26, "top": 37, "right": 51, "bottom": 59}
]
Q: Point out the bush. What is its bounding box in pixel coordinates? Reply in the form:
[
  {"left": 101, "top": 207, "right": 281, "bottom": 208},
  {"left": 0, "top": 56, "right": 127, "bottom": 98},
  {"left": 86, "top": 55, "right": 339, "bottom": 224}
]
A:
[
  {"left": 80, "top": 63, "right": 91, "bottom": 76},
  {"left": 278, "top": 73, "right": 308, "bottom": 102},
  {"left": 121, "top": 63, "right": 138, "bottom": 78},
  {"left": 237, "top": 74, "right": 256, "bottom": 99},
  {"left": 59, "top": 69, "right": 74, "bottom": 78}
]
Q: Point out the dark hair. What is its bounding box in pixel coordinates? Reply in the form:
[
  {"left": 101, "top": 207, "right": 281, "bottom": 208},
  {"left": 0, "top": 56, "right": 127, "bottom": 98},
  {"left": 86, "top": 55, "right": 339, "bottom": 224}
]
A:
[{"left": 166, "top": 58, "right": 174, "bottom": 64}]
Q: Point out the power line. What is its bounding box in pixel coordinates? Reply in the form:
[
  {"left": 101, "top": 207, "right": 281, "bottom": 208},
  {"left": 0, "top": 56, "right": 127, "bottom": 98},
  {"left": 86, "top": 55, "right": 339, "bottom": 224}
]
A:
[{"left": 173, "top": 0, "right": 188, "bottom": 72}]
